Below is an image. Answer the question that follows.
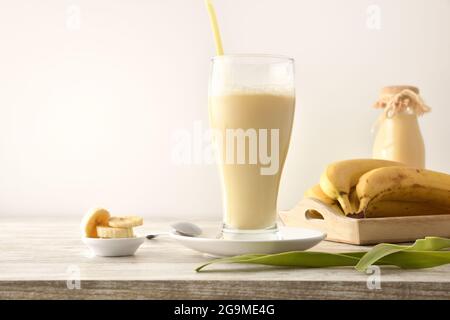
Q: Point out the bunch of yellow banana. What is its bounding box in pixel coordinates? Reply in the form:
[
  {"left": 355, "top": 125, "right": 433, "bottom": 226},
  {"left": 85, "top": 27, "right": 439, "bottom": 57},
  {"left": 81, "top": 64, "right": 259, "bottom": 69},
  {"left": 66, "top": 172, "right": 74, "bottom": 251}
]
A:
[
  {"left": 81, "top": 208, "right": 143, "bottom": 238},
  {"left": 304, "top": 159, "right": 450, "bottom": 218}
]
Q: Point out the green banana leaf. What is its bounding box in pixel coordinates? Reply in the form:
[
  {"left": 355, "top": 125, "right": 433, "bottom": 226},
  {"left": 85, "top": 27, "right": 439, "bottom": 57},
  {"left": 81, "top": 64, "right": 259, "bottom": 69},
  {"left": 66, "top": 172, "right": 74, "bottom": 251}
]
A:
[
  {"left": 196, "top": 237, "right": 450, "bottom": 272},
  {"left": 355, "top": 236, "right": 450, "bottom": 271}
]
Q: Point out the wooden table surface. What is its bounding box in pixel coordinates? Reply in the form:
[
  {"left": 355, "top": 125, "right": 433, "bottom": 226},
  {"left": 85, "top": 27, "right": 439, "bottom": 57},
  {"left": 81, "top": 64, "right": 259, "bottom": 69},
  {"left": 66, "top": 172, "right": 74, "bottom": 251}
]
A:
[{"left": 1, "top": 217, "right": 449, "bottom": 300}]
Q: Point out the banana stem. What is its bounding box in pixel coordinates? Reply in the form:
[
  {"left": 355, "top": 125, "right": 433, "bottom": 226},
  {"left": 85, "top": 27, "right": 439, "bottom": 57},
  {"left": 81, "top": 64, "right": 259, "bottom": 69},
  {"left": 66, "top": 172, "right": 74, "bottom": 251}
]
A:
[{"left": 338, "top": 195, "right": 358, "bottom": 216}]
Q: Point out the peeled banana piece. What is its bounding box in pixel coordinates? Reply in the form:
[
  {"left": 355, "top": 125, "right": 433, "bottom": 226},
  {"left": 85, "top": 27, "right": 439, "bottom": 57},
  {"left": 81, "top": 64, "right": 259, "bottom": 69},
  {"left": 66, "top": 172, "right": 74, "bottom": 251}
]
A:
[
  {"left": 81, "top": 207, "right": 143, "bottom": 238},
  {"left": 319, "top": 159, "right": 404, "bottom": 215},
  {"left": 109, "top": 216, "right": 143, "bottom": 228},
  {"left": 356, "top": 166, "right": 450, "bottom": 217},
  {"left": 81, "top": 208, "right": 110, "bottom": 238},
  {"left": 96, "top": 226, "right": 134, "bottom": 239}
]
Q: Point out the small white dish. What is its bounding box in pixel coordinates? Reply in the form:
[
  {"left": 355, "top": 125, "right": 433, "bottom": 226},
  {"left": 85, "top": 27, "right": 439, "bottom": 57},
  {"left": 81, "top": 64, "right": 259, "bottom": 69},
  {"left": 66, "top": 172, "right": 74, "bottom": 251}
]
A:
[
  {"left": 82, "top": 236, "right": 145, "bottom": 257},
  {"left": 169, "top": 226, "right": 326, "bottom": 257}
]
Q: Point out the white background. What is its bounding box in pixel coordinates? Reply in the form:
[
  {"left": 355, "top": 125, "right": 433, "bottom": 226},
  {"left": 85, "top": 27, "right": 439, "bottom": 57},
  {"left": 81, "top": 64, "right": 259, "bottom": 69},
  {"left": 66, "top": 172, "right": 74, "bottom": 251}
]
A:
[{"left": 0, "top": 0, "right": 449, "bottom": 218}]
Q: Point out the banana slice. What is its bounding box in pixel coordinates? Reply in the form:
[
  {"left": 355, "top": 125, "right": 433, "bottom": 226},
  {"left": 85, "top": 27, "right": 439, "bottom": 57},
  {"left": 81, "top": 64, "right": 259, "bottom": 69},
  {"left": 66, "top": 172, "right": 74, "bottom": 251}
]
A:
[
  {"left": 81, "top": 208, "right": 111, "bottom": 238},
  {"left": 97, "top": 226, "right": 134, "bottom": 238},
  {"left": 108, "top": 216, "right": 143, "bottom": 228}
]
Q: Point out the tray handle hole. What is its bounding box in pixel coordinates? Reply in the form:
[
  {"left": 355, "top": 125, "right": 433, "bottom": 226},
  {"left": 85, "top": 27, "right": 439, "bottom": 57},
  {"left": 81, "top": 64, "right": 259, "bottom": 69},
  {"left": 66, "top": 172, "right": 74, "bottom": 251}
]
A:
[{"left": 305, "top": 210, "right": 324, "bottom": 220}]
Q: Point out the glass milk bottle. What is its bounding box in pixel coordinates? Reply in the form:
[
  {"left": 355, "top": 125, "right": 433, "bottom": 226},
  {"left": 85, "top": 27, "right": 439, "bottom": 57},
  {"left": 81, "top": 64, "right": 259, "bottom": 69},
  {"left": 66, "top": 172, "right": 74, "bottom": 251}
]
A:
[{"left": 372, "top": 86, "right": 431, "bottom": 168}]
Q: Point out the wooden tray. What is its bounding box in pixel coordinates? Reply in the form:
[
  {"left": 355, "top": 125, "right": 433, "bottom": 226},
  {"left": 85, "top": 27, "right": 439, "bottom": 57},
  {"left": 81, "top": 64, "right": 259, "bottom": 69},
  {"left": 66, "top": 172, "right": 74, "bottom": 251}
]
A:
[{"left": 279, "top": 198, "right": 450, "bottom": 245}]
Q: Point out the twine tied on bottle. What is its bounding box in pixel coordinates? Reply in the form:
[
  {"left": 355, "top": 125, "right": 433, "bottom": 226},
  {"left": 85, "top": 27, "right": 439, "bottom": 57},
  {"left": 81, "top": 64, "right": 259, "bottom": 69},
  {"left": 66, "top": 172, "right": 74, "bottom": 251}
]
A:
[
  {"left": 371, "top": 86, "right": 431, "bottom": 134},
  {"left": 373, "top": 88, "right": 431, "bottom": 118}
]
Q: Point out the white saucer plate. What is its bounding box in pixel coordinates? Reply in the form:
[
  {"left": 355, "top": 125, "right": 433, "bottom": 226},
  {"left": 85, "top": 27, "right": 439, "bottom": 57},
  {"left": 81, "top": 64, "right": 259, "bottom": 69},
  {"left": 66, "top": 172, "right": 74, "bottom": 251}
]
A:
[
  {"left": 169, "top": 226, "right": 326, "bottom": 257},
  {"left": 82, "top": 236, "right": 145, "bottom": 257}
]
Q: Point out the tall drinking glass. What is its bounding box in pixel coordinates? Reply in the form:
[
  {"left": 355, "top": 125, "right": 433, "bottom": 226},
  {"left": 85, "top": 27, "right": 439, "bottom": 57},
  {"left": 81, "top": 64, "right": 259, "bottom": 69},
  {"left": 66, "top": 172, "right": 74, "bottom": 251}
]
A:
[{"left": 208, "top": 55, "right": 295, "bottom": 237}]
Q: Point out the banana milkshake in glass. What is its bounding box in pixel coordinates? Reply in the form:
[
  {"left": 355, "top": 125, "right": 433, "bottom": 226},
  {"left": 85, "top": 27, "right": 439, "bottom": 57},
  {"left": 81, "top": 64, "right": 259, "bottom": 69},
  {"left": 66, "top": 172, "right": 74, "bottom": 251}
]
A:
[{"left": 208, "top": 55, "right": 295, "bottom": 236}]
